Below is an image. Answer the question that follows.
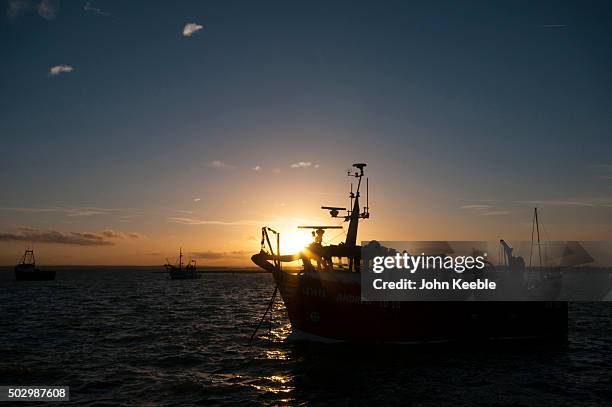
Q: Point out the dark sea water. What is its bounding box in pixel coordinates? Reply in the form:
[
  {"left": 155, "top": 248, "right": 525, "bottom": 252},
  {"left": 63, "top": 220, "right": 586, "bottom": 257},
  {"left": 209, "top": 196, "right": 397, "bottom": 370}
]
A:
[{"left": 0, "top": 267, "right": 610, "bottom": 406}]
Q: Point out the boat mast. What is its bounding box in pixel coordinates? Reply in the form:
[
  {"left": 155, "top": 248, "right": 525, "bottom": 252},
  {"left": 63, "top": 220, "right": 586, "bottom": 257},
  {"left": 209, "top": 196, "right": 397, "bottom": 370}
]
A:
[
  {"left": 318, "top": 163, "right": 370, "bottom": 248},
  {"left": 535, "top": 208, "right": 542, "bottom": 267},
  {"left": 529, "top": 207, "right": 542, "bottom": 268},
  {"left": 179, "top": 247, "right": 183, "bottom": 270},
  {"left": 345, "top": 163, "right": 369, "bottom": 247},
  {"left": 22, "top": 249, "right": 35, "bottom": 266}
]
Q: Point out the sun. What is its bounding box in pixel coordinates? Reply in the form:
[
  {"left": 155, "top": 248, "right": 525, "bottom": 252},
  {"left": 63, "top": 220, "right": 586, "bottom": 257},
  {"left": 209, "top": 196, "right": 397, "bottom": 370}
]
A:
[{"left": 280, "top": 229, "right": 313, "bottom": 254}]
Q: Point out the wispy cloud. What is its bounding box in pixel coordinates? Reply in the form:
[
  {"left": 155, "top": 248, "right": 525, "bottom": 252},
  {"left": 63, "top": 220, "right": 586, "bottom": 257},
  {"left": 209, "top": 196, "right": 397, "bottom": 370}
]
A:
[
  {"left": 1, "top": 228, "right": 95, "bottom": 246},
  {"left": 590, "top": 164, "right": 612, "bottom": 181},
  {"left": 8, "top": 0, "right": 59, "bottom": 19},
  {"left": 162, "top": 207, "right": 195, "bottom": 215},
  {"left": 168, "top": 217, "right": 261, "bottom": 226},
  {"left": 291, "top": 161, "right": 319, "bottom": 169},
  {"left": 193, "top": 198, "right": 201, "bottom": 202},
  {"left": 483, "top": 211, "right": 510, "bottom": 216},
  {"left": 252, "top": 165, "right": 262, "bottom": 171},
  {"left": 517, "top": 199, "right": 612, "bottom": 208},
  {"left": 100, "top": 229, "right": 142, "bottom": 239},
  {"left": 208, "top": 160, "right": 235, "bottom": 170},
  {"left": 459, "top": 204, "right": 491, "bottom": 210},
  {"left": 0, "top": 227, "right": 142, "bottom": 246},
  {"left": 460, "top": 203, "right": 509, "bottom": 216},
  {"left": 189, "top": 250, "right": 249, "bottom": 260},
  {"left": 0, "top": 206, "right": 111, "bottom": 217},
  {"left": 84, "top": 1, "right": 108, "bottom": 16},
  {"left": 7, "top": 0, "right": 29, "bottom": 18},
  {"left": 49, "top": 64, "right": 74, "bottom": 76},
  {"left": 183, "top": 22, "right": 203, "bottom": 37},
  {"left": 37, "top": 0, "right": 57, "bottom": 20}
]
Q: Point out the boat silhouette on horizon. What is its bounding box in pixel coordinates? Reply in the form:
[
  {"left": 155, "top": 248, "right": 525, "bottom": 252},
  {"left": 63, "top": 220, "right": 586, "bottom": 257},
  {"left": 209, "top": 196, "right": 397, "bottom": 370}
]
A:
[
  {"left": 15, "top": 249, "right": 55, "bottom": 281},
  {"left": 164, "top": 248, "right": 201, "bottom": 280}
]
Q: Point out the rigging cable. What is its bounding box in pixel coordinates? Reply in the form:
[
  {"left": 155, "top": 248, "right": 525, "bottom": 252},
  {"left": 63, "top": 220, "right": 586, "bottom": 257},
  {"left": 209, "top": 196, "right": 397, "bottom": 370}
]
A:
[{"left": 248, "top": 285, "right": 278, "bottom": 345}]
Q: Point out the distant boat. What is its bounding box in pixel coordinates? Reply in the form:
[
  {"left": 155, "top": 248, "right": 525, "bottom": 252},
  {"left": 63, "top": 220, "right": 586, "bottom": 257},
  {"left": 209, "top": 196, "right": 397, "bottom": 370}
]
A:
[
  {"left": 164, "top": 248, "right": 201, "bottom": 280},
  {"left": 15, "top": 249, "right": 55, "bottom": 281}
]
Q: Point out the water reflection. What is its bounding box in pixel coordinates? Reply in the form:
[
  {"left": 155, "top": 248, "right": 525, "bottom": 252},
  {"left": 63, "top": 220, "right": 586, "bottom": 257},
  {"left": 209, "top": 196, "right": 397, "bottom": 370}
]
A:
[
  {"left": 1, "top": 269, "right": 610, "bottom": 405},
  {"left": 249, "top": 302, "right": 610, "bottom": 406}
]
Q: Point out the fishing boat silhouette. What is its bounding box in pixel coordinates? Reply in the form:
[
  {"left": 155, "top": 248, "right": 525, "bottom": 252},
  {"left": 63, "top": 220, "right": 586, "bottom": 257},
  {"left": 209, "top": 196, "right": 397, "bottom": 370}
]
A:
[
  {"left": 164, "top": 248, "right": 201, "bottom": 280},
  {"left": 252, "top": 163, "right": 567, "bottom": 343},
  {"left": 15, "top": 248, "right": 55, "bottom": 281}
]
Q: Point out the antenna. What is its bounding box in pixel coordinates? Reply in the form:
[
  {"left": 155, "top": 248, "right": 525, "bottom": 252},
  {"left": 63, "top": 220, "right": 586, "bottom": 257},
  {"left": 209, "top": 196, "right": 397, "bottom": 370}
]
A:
[
  {"left": 298, "top": 226, "right": 343, "bottom": 229},
  {"left": 366, "top": 177, "right": 369, "bottom": 214},
  {"left": 321, "top": 206, "right": 346, "bottom": 218},
  {"left": 350, "top": 183, "right": 354, "bottom": 216}
]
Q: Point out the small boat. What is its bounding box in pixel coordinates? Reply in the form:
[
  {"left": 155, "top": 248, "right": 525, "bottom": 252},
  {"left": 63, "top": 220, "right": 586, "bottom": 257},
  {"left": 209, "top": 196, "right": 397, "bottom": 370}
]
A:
[
  {"left": 164, "top": 248, "right": 201, "bottom": 280},
  {"left": 15, "top": 249, "right": 55, "bottom": 281}
]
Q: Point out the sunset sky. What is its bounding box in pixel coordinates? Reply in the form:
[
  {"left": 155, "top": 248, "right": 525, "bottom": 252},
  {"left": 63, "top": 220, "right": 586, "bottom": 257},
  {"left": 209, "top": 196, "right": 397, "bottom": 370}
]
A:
[{"left": 1, "top": 1, "right": 611, "bottom": 265}]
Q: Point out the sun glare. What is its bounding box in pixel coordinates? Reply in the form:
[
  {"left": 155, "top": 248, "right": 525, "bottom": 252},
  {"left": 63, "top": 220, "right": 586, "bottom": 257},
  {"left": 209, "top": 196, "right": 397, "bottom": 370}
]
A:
[{"left": 280, "top": 229, "right": 313, "bottom": 254}]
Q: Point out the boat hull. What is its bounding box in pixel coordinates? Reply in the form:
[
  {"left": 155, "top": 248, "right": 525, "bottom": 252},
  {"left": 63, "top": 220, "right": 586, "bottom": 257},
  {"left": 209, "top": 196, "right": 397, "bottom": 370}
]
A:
[
  {"left": 15, "top": 269, "right": 56, "bottom": 281},
  {"left": 268, "top": 265, "right": 567, "bottom": 343},
  {"left": 168, "top": 270, "right": 202, "bottom": 280}
]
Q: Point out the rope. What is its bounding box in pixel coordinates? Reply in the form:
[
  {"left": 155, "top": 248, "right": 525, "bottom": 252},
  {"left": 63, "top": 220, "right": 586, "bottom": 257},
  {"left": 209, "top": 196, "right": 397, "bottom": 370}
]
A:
[{"left": 248, "top": 286, "right": 278, "bottom": 345}]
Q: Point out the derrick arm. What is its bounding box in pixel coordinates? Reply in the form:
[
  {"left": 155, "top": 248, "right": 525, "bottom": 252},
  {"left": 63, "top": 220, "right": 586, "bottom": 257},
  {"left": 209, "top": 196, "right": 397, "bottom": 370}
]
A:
[{"left": 500, "top": 239, "right": 513, "bottom": 259}]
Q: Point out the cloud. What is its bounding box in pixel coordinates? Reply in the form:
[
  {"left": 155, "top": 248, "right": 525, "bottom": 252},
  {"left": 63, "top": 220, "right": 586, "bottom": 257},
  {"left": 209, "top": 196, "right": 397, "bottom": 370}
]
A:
[
  {"left": 517, "top": 199, "right": 612, "bottom": 208},
  {"left": 0, "top": 227, "right": 142, "bottom": 246},
  {"left": 37, "top": 0, "right": 57, "bottom": 20},
  {"left": 84, "top": 1, "right": 108, "bottom": 16},
  {"left": 183, "top": 22, "right": 203, "bottom": 37},
  {"left": 168, "top": 217, "right": 261, "bottom": 226},
  {"left": 482, "top": 211, "right": 510, "bottom": 216},
  {"left": 8, "top": 0, "right": 60, "bottom": 19},
  {"left": 100, "top": 229, "right": 142, "bottom": 239},
  {"left": 49, "top": 65, "right": 74, "bottom": 76},
  {"left": 590, "top": 164, "right": 612, "bottom": 181},
  {"left": 66, "top": 208, "right": 106, "bottom": 217},
  {"left": 291, "top": 161, "right": 317, "bottom": 169},
  {"left": 208, "top": 160, "right": 235, "bottom": 170},
  {"left": 252, "top": 165, "right": 262, "bottom": 171},
  {"left": 193, "top": 198, "right": 201, "bottom": 202},
  {"left": 0, "top": 206, "right": 111, "bottom": 217},
  {"left": 0, "top": 227, "right": 111, "bottom": 246},
  {"left": 100, "top": 229, "right": 125, "bottom": 239},
  {"left": 8, "top": 0, "right": 29, "bottom": 18},
  {"left": 190, "top": 250, "right": 249, "bottom": 260},
  {"left": 460, "top": 204, "right": 491, "bottom": 210}
]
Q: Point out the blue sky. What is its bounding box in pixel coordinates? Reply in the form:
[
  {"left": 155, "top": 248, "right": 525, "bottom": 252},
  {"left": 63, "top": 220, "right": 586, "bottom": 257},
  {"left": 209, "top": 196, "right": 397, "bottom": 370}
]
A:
[{"left": 1, "top": 1, "right": 611, "bottom": 264}]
